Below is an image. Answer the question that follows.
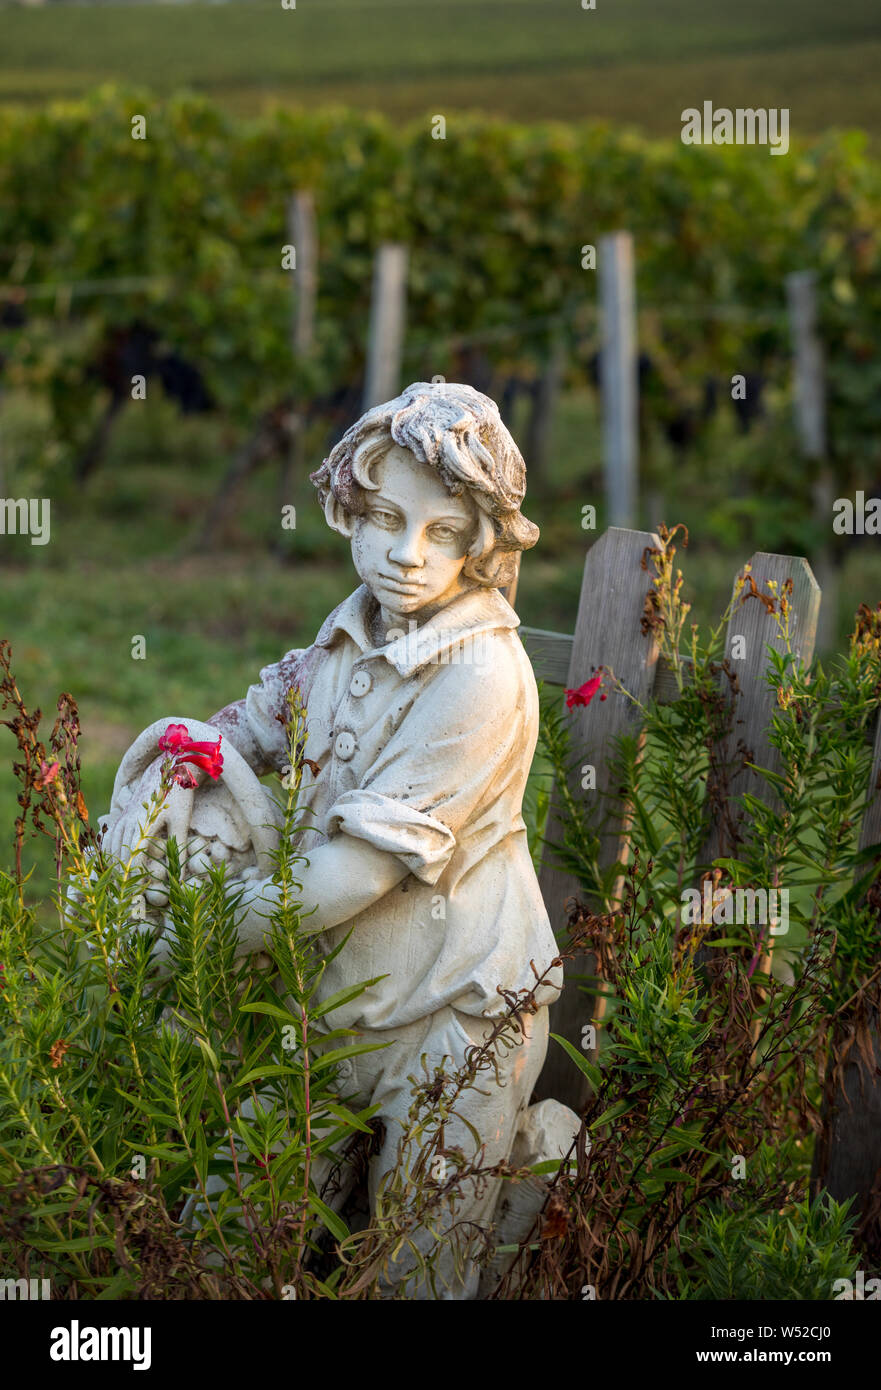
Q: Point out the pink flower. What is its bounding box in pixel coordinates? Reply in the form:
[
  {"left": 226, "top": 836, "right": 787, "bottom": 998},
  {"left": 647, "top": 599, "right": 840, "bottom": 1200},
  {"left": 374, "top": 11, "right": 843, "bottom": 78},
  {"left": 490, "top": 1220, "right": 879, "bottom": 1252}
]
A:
[
  {"left": 176, "top": 740, "right": 223, "bottom": 781},
  {"left": 565, "top": 669, "right": 606, "bottom": 709},
  {"left": 158, "top": 723, "right": 191, "bottom": 753},
  {"left": 158, "top": 723, "right": 224, "bottom": 784},
  {"left": 34, "top": 760, "right": 60, "bottom": 789}
]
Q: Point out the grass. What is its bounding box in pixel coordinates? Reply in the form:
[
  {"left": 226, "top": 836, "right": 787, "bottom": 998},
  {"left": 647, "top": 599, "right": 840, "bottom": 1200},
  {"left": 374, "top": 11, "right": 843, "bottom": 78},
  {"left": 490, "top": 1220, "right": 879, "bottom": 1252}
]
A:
[{"left": 0, "top": 0, "right": 879, "bottom": 134}]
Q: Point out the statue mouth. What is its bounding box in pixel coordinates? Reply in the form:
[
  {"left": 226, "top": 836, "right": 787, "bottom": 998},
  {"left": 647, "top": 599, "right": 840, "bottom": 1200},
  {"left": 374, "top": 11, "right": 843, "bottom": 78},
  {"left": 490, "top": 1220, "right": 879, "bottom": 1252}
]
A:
[{"left": 377, "top": 573, "right": 426, "bottom": 592}]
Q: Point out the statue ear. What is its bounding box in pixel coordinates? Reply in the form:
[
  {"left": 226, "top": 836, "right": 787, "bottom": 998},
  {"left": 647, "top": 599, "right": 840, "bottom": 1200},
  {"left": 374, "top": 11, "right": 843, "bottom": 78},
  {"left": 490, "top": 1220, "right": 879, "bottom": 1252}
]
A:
[{"left": 324, "top": 494, "right": 355, "bottom": 537}]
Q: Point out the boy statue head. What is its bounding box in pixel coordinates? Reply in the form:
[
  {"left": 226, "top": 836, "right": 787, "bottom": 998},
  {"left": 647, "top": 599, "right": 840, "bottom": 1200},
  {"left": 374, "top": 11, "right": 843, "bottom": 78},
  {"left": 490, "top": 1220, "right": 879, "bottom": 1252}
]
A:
[{"left": 310, "top": 381, "right": 538, "bottom": 626}]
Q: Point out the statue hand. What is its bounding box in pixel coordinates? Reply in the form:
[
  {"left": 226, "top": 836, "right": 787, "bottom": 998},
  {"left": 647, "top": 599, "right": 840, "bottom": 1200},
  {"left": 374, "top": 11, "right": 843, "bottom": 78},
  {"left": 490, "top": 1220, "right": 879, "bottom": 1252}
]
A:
[
  {"left": 101, "top": 755, "right": 194, "bottom": 881},
  {"left": 147, "top": 878, "right": 280, "bottom": 969},
  {"left": 227, "top": 874, "right": 282, "bottom": 956},
  {"left": 101, "top": 756, "right": 163, "bottom": 860}
]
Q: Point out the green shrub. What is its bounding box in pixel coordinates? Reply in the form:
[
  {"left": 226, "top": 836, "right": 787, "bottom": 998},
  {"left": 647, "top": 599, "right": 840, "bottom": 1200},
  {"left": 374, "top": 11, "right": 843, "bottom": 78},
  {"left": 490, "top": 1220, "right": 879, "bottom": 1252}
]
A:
[
  {"left": 506, "top": 528, "right": 881, "bottom": 1299},
  {"left": 3, "top": 522, "right": 880, "bottom": 1297}
]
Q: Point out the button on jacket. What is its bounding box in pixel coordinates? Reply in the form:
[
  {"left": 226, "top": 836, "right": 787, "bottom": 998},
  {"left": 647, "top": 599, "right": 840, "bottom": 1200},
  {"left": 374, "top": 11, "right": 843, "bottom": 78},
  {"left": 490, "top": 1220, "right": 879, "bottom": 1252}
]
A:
[{"left": 239, "top": 583, "right": 563, "bottom": 1030}]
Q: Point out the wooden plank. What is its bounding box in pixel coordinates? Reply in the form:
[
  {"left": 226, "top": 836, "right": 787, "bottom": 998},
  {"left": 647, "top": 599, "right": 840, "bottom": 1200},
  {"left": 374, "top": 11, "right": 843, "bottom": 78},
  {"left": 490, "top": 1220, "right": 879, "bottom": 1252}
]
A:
[
  {"left": 275, "top": 191, "right": 318, "bottom": 557},
  {"left": 289, "top": 191, "right": 317, "bottom": 359},
  {"left": 532, "top": 526, "right": 660, "bottom": 1108},
  {"left": 520, "top": 627, "right": 688, "bottom": 704},
  {"left": 786, "top": 272, "right": 826, "bottom": 461},
  {"left": 519, "top": 626, "right": 572, "bottom": 687},
  {"left": 809, "top": 473, "right": 837, "bottom": 655},
  {"left": 599, "top": 232, "right": 638, "bottom": 528},
  {"left": 363, "top": 243, "right": 408, "bottom": 411},
  {"left": 786, "top": 270, "right": 835, "bottom": 654},
  {"left": 653, "top": 652, "right": 693, "bottom": 705},
  {"left": 700, "top": 552, "right": 821, "bottom": 870}
]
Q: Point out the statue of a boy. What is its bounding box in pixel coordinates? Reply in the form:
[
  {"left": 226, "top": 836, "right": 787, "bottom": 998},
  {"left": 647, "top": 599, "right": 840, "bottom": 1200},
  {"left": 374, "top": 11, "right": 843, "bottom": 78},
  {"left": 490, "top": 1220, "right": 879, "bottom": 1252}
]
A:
[{"left": 103, "top": 381, "right": 564, "bottom": 1297}]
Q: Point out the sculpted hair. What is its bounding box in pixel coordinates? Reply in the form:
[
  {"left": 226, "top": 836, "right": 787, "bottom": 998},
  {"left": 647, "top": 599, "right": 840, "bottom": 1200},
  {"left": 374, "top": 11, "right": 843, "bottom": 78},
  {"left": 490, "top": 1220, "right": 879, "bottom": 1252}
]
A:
[{"left": 309, "top": 380, "right": 539, "bottom": 587}]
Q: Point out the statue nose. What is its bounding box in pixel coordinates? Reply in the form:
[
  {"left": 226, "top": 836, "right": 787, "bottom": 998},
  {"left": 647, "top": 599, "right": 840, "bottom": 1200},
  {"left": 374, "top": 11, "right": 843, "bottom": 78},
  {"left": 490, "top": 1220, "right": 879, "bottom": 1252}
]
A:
[{"left": 388, "top": 539, "right": 423, "bottom": 568}]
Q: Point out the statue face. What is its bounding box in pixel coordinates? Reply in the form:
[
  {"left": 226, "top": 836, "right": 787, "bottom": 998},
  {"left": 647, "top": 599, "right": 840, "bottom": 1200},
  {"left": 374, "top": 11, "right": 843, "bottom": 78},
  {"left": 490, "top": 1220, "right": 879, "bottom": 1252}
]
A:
[{"left": 350, "top": 443, "right": 478, "bottom": 622}]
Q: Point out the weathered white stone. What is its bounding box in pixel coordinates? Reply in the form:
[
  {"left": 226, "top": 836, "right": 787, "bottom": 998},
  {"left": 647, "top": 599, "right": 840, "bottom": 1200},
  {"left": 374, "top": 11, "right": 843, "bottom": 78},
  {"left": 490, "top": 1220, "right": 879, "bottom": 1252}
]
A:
[
  {"left": 478, "top": 1099, "right": 582, "bottom": 1299},
  {"left": 99, "top": 382, "right": 564, "bottom": 1298},
  {"left": 97, "top": 716, "right": 282, "bottom": 912}
]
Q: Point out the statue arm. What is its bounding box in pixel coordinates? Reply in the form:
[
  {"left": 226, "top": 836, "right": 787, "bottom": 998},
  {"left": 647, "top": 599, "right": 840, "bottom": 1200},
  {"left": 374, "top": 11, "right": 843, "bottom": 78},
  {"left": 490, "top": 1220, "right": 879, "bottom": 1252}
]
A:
[
  {"left": 216, "top": 655, "right": 525, "bottom": 957},
  {"left": 207, "top": 647, "right": 314, "bottom": 778},
  {"left": 166, "top": 833, "right": 409, "bottom": 960},
  {"left": 207, "top": 698, "right": 273, "bottom": 777}
]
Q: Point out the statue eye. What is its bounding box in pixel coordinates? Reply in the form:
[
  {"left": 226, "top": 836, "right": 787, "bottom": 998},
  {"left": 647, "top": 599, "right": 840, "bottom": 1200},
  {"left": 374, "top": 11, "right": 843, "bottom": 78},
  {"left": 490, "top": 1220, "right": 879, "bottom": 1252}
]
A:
[
  {"left": 429, "top": 524, "right": 460, "bottom": 543},
  {"left": 369, "top": 509, "right": 400, "bottom": 529}
]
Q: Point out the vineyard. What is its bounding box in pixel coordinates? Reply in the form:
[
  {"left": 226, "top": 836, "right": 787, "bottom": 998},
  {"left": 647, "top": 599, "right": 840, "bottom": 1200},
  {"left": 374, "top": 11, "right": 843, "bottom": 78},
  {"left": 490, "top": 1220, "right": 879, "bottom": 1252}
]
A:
[
  {"left": 1, "top": 89, "right": 880, "bottom": 513},
  {"left": 2, "top": 90, "right": 881, "bottom": 905}
]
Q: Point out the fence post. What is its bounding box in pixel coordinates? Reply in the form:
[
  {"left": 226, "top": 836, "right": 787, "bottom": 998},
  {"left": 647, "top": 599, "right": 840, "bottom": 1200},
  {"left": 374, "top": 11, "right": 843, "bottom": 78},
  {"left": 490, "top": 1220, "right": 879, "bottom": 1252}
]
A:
[
  {"left": 289, "top": 191, "right": 317, "bottom": 359},
  {"left": 532, "top": 526, "right": 660, "bottom": 1109},
  {"left": 363, "top": 243, "right": 409, "bottom": 411},
  {"left": 786, "top": 271, "right": 834, "bottom": 652},
  {"left": 275, "top": 191, "right": 318, "bottom": 557},
  {"left": 699, "top": 551, "right": 821, "bottom": 872},
  {"left": 599, "top": 232, "right": 638, "bottom": 529}
]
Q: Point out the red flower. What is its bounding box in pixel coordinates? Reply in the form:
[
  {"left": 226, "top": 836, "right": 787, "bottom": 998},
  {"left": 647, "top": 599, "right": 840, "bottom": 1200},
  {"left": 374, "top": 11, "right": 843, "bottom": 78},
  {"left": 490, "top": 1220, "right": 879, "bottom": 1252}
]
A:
[
  {"left": 34, "top": 759, "right": 60, "bottom": 790},
  {"left": 158, "top": 723, "right": 191, "bottom": 753},
  {"left": 158, "top": 723, "right": 224, "bottom": 784},
  {"left": 176, "top": 741, "right": 223, "bottom": 781},
  {"left": 565, "top": 669, "right": 605, "bottom": 709}
]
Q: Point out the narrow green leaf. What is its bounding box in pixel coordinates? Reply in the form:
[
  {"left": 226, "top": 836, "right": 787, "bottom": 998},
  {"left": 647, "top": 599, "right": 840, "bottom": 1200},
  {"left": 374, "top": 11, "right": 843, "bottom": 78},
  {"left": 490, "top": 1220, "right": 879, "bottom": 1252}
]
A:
[
  {"left": 550, "top": 1032, "right": 602, "bottom": 1088},
  {"left": 307, "top": 1192, "right": 349, "bottom": 1243}
]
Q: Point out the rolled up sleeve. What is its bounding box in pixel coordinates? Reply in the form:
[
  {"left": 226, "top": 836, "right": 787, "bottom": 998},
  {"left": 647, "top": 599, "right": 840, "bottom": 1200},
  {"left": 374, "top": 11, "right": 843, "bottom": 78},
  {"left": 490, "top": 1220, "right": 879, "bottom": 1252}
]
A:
[{"left": 324, "top": 788, "right": 456, "bottom": 885}]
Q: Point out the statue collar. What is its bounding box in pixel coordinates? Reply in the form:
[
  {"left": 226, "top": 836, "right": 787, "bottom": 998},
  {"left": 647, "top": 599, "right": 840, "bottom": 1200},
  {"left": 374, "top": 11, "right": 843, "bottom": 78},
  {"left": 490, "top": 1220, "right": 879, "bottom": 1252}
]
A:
[{"left": 315, "top": 584, "right": 520, "bottom": 676}]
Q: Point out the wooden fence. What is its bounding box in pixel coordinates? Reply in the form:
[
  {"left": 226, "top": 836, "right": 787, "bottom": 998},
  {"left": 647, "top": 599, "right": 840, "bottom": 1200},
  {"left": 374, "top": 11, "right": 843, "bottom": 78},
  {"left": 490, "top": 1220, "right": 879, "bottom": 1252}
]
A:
[{"left": 519, "top": 526, "right": 881, "bottom": 1232}]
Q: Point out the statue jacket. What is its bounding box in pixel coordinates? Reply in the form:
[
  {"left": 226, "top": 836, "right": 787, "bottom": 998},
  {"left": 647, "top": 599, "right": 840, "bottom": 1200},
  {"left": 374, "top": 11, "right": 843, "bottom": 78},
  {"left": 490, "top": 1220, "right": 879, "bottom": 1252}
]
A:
[{"left": 220, "top": 583, "right": 563, "bottom": 1031}]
